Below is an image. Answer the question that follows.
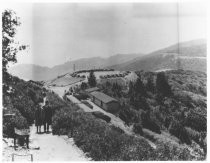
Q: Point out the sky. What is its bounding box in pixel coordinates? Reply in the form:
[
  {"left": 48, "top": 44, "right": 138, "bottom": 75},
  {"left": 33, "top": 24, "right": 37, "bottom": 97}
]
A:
[{"left": 3, "top": 2, "right": 206, "bottom": 67}]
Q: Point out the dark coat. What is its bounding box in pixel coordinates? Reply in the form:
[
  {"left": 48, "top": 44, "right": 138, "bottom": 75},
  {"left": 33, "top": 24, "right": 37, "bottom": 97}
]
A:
[
  {"left": 35, "top": 106, "right": 42, "bottom": 126},
  {"left": 43, "top": 105, "right": 52, "bottom": 124},
  {"left": 41, "top": 107, "right": 45, "bottom": 125}
]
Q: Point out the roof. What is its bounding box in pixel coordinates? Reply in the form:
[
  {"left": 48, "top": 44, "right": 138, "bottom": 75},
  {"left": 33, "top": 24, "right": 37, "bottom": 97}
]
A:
[
  {"left": 85, "top": 87, "right": 100, "bottom": 93},
  {"left": 90, "top": 91, "right": 118, "bottom": 104}
]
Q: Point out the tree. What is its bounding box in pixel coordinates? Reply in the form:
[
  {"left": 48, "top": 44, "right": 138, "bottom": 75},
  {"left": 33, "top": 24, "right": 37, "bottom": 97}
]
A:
[
  {"left": 2, "top": 10, "right": 27, "bottom": 92},
  {"left": 146, "top": 77, "right": 155, "bottom": 93},
  {"left": 128, "top": 81, "right": 134, "bottom": 95},
  {"left": 133, "top": 123, "right": 143, "bottom": 135},
  {"left": 134, "top": 76, "right": 146, "bottom": 96},
  {"left": 88, "top": 70, "right": 97, "bottom": 87},
  {"left": 80, "top": 82, "right": 88, "bottom": 90},
  {"left": 156, "top": 72, "right": 172, "bottom": 97},
  {"left": 112, "top": 83, "right": 122, "bottom": 98},
  {"left": 169, "top": 120, "right": 191, "bottom": 145}
]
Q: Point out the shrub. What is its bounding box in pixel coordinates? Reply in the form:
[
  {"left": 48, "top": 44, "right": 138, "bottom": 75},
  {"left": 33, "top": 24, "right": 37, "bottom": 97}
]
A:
[
  {"left": 169, "top": 120, "right": 191, "bottom": 145},
  {"left": 133, "top": 123, "right": 143, "bottom": 135},
  {"left": 28, "top": 88, "right": 38, "bottom": 103},
  {"left": 141, "top": 112, "right": 161, "bottom": 134},
  {"left": 142, "top": 119, "right": 161, "bottom": 134},
  {"left": 185, "top": 127, "right": 201, "bottom": 145},
  {"left": 52, "top": 105, "right": 155, "bottom": 161},
  {"left": 47, "top": 92, "right": 68, "bottom": 113},
  {"left": 154, "top": 142, "right": 193, "bottom": 161},
  {"left": 110, "top": 125, "right": 124, "bottom": 134},
  {"left": 118, "top": 105, "right": 137, "bottom": 125},
  {"left": 92, "top": 111, "right": 111, "bottom": 123},
  {"left": 3, "top": 111, "right": 29, "bottom": 138},
  {"left": 185, "top": 111, "right": 206, "bottom": 132},
  {"left": 74, "top": 93, "right": 89, "bottom": 101},
  {"left": 80, "top": 82, "right": 88, "bottom": 90}
]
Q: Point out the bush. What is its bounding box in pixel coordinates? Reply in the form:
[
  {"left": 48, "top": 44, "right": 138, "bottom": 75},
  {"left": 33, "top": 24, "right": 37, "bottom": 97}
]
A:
[
  {"left": 185, "top": 111, "right": 206, "bottom": 132},
  {"left": 185, "top": 127, "right": 201, "bottom": 145},
  {"left": 80, "top": 82, "right": 88, "bottom": 90},
  {"left": 3, "top": 111, "right": 29, "bottom": 138},
  {"left": 110, "top": 125, "right": 124, "bottom": 134},
  {"left": 92, "top": 111, "right": 111, "bottom": 123},
  {"left": 118, "top": 105, "right": 137, "bottom": 125},
  {"left": 169, "top": 120, "right": 191, "bottom": 145},
  {"left": 142, "top": 112, "right": 161, "bottom": 134},
  {"left": 74, "top": 93, "right": 89, "bottom": 101},
  {"left": 133, "top": 123, "right": 143, "bottom": 135},
  {"left": 154, "top": 142, "right": 194, "bottom": 161},
  {"left": 142, "top": 119, "right": 161, "bottom": 134},
  {"left": 47, "top": 92, "right": 68, "bottom": 114},
  {"left": 52, "top": 105, "right": 156, "bottom": 161}
]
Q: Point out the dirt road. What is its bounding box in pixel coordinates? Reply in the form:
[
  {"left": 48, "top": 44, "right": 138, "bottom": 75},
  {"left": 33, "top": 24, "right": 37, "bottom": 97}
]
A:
[{"left": 2, "top": 125, "right": 90, "bottom": 161}]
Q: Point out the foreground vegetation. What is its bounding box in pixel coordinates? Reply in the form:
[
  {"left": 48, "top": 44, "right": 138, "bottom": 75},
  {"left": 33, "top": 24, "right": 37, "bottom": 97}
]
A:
[
  {"left": 52, "top": 102, "right": 195, "bottom": 161},
  {"left": 2, "top": 73, "right": 66, "bottom": 137}
]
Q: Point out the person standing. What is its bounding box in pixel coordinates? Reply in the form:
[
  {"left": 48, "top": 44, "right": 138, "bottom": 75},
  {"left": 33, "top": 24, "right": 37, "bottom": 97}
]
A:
[
  {"left": 35, "top": 104, "right": 42, "bottom": 133},
  {"left": 41, "top": 103, "right": 46, "bottom": 133},
  {"left": 43, "top": 100, "right": 52, "bottom": 133}
]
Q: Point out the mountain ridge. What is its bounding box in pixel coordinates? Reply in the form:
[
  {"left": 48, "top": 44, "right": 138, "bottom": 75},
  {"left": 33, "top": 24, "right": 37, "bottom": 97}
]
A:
[
  {"left": 9, "top": 54, "right": 140, "bottom": 81},
  {"left": 108, "top": 39, "right": 206, "bottom": 72}
]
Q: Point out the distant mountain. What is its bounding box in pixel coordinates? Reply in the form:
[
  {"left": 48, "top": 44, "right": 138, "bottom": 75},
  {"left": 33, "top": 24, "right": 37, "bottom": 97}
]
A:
[
  {"left": 109, "top": 39, "right": 206, "bottom": 72},
  {"left": 8, "top": 54, "right": 140, "bottom": 81},
  {"left": 8, "top": 64, "right": 51, "bottom": 81}
]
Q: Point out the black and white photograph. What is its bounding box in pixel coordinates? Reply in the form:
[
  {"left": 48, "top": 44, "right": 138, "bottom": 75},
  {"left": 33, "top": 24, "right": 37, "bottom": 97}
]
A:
[{"left": 2, "top": 0, "right": 207, "bottom": 161}]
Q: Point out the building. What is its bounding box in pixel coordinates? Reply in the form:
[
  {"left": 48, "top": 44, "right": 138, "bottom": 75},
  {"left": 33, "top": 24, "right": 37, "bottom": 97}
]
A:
[
  {"left": 83, "top": 87, "right": 100, "bottom": 97},
  {"left": 90, "top": 91, "right": 120, "bottom": 113},
  {"left": 85, "top": 87, "right": 100, "bottom": 94}
]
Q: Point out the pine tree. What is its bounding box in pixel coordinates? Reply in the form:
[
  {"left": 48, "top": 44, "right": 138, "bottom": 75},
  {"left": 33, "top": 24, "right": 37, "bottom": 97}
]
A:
[
  {"left": 156, "top": 72, "right": 172, "bottom": 97},
  {"left": 146, "top": 77, "right": 155, "bottom": 93},
  {"left": 128, "top": 81, "right": 134, "bottom": 95},
  {"left": 134, "top": 76, "right": 146, "bottom": 96},
  {"left": 80, "top": 82, "right": 88, "bottom": 90},
  {"left": 88, "top": 70, "right": 96, "bottom": 87}
]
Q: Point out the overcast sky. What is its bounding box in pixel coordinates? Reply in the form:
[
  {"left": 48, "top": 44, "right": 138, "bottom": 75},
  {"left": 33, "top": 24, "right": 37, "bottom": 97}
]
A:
[{"left": 3, "top": 3, "right": 206, "bottom": 67}]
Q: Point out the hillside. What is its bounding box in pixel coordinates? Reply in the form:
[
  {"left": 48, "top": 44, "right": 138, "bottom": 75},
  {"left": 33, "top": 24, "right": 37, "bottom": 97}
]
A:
[
  {"left": 49, "top": 69, "right": 207, "bottom": 160},
  {"left": 3, "top": 69, "right": 206, "bottom": 160},
  {"left": 8, "top": 54, "right": 139, "bottom": 81},
  {"left": 109, "top": 39, "right": 206, "bottom": 72},
  {"left": 99, "top": 69, "right": 206, "bottom": 159},
  {"left": 2, "top": 73, "right": 68, "bottom": 137}
]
